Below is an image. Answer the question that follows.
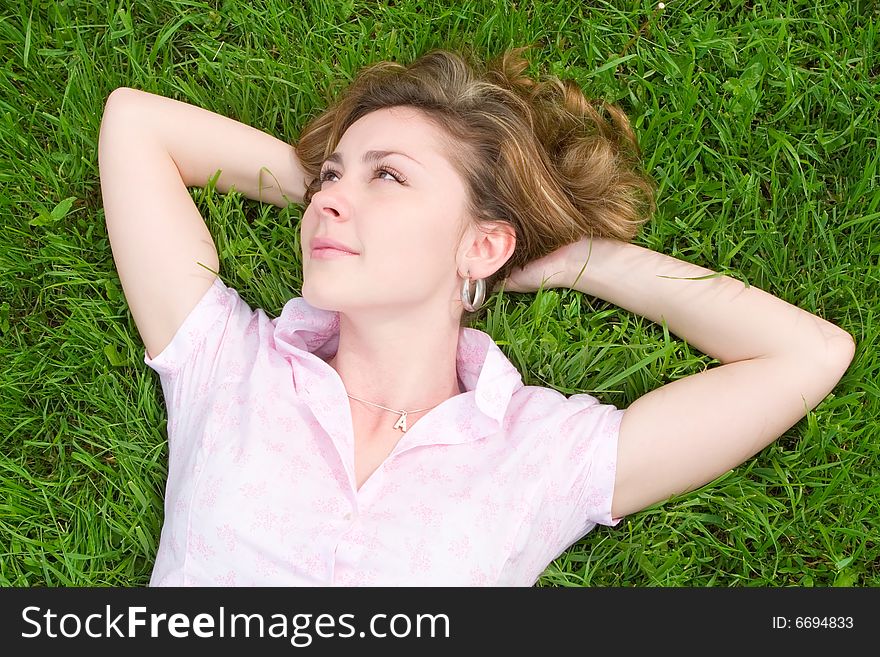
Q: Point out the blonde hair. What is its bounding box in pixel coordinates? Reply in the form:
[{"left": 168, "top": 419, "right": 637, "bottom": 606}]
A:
[{"left": 296, "top": 47, "right": 657, "bottom": 322}]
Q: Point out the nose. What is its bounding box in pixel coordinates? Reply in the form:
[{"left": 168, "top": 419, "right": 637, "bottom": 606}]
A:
[{"left": 310, "top": 183, "right": 352, "bottom": 222}]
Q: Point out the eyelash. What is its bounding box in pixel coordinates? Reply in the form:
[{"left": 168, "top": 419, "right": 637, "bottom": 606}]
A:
[{"left": 318, "top": 163, "right": 407, "bottom": 185}]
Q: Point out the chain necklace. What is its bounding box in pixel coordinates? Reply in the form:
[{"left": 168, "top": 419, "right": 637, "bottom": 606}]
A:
[{"left": 344, "top": 393, "right": 441, "bottom": 433}]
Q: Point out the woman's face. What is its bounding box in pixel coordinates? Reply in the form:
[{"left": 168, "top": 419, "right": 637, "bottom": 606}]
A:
[{"left": 301, "top": 106, "right": 471, "bottom": 318}]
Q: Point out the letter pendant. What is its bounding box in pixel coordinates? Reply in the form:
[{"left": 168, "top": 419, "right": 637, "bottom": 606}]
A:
[{"left": 393, "top": 411, "right": 408, "bottom": 433}]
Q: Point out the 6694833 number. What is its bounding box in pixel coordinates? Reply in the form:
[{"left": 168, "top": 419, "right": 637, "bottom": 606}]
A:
[{"left": 772, "top": 616, "right": 854, "bottom": 629}]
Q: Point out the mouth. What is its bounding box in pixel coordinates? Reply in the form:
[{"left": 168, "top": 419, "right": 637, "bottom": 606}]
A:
[
  {"left": 309, "top": 237, "right": 360, "bottom": 260},
  {"left": 310, "top": 247, "right": 359, "bottom": 259},
  {"left": 309, "top": 236, "right": 360, "bottom": 256}
]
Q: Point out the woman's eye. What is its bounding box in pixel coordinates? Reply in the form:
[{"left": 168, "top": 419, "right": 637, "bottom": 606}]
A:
[
  {"left": 319, "top": 169, "right": 339, "bottom": 183},
  {"left": 376, "top": 166, "right": 406, "bottom": 183},
  {"left": 317, "top": 166, "right": 406, "bottom": 185}
]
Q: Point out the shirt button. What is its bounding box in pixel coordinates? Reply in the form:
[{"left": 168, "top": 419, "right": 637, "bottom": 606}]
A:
[{"left": 343, "top": 512, "right": 352, "bottom": 521}]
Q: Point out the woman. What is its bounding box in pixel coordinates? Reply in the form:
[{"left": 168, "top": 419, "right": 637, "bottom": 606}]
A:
[{"left": 98, "top": 48, "right": 855, "bottom": 586}]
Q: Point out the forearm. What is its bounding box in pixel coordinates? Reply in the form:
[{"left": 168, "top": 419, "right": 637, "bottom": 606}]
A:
[
  {"left": 567, "top": 238, "right": 854, "bottom": 365},
  {"left": 109, "top": 87, "right": 307, "bottom": 208}
]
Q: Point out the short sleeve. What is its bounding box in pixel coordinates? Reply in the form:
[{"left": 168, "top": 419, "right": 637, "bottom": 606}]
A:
[
  {"left": 143, "top": 277, "right": 261, "bottom": 425},
  {"left": 143, "top": 277, "right": 249, "bottom": 375},
  {"left": 538, "top": 392, "right": 626, "bottom": 554}
]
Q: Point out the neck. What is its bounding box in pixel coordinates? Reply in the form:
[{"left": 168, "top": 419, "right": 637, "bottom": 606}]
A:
[{"left": 328, "top": 306, "right": 464, "bottom": 420}]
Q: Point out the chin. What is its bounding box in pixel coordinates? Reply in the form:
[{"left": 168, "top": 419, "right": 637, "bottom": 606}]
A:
[
  {"left": 301, "top": 280, "right": 347, "bottom": 312},
  {"left": 301, "top": 285, "right": 334, "bottom": 310}
]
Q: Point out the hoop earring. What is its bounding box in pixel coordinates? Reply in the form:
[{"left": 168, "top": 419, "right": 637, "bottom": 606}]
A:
[{"left": 461, "top": 275, "right": 486, "bottom": 312}]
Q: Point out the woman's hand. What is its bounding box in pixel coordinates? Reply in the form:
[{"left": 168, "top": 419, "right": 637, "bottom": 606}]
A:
[{"left": 495, "top": 239, "right": 589, "bottom": 293}]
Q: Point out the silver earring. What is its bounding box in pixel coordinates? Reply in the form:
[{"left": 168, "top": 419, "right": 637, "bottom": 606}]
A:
[{"left": 461, "top": 275, "right": 486, "bottom": 312}]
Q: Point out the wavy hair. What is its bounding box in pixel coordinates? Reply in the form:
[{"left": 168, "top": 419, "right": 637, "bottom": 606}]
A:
[{"left": 295, "top": 47, "right": 657, "bottom": 323}]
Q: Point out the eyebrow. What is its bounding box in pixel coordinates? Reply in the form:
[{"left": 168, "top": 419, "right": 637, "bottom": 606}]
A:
[{"left": 323, "top": 150, "right": 423, "bottom": 168}]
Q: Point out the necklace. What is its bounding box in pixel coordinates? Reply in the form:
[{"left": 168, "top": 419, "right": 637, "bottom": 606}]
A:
[{"left": 345, "top": 393, "right": 441, "bottom": 433}]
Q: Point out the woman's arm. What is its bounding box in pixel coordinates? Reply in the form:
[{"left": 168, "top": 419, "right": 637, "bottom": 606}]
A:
[
  {"left": 503, "top": 238, "right": 856, "bottom": 518},
  {"left": 566, "top": 238, "right": 854, "bottom": 363},
  {"left": 98, "top": 88, "right": 308, "bottom": 360},
  {"left": 112, "top": 87, "right": 309, "bottom": 208}
]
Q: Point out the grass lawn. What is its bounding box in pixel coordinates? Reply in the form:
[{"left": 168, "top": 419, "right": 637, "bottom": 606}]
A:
[{"left": 0, "top": 0, "right": 876, "bottom": 587}]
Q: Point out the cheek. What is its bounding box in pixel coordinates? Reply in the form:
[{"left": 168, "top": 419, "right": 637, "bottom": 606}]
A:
[
  {"left": 402, "top": 214, "right": 456, "bottom": 251},
  {"left": 407, "top": 226, "right": 460, "bottom": 275},
  {"left": 300, "top": 204, "right": 317, "bottom": 228},
  {"left": 371, "top": 223, "right": 445, "bottom": 272},
  {"left": 299, "top": 207, "right": 318, "bottom": 240}
]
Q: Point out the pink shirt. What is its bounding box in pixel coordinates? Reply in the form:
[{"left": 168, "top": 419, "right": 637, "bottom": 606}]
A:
[{"left": 144, "top": 277, "right": 625, "bottom": 586}]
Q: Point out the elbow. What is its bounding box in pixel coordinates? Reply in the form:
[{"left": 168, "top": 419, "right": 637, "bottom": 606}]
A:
[
  {"left": 775, "top": 333, "right": 854, "bottom": 417},
  {"left": 833, "top": 330, "right": 856, "bottom": 360},
  {"left": 823, "top": 330, "right": 856, "bottom": 376},
  {"left": 108, "top": 86, "right": 140, "bottom": 100},
  {"left": 101, "top": 89, "right": 129, "bottom": 127},
  {"left": 100, "top": 89, "right": 145, "bottom": 145},
  {"left": 104, "top": 87, "right": 149, "bottom": 117},
  {"left": 817, "top": 315, "right": 857, "bottom": 364},
  {"left": 805, "top": 317, "right": 856, "bottom": 367}
]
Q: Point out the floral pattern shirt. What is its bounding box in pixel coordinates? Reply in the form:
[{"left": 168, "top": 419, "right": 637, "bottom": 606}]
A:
[{"left": 144, "top": 277, "right": 625, "bottom": 586}]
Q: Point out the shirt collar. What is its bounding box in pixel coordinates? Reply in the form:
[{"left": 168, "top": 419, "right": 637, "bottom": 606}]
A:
[{"left": 270, "top": 298, "right": 523, "bottom": 426}]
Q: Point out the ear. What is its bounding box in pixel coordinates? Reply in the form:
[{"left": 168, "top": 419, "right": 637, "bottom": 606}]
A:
[{"left": 457, "top": 221, "right": 516, "bottom": 280}]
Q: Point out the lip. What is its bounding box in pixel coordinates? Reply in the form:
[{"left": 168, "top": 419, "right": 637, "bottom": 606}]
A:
[{"left": 310, "top": 237, "right": 360, "bottom": 255}]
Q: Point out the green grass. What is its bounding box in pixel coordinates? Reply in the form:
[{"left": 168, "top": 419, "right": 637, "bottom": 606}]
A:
[{"left": 0, "top": 0, "right": 876, "bottom": 587}]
